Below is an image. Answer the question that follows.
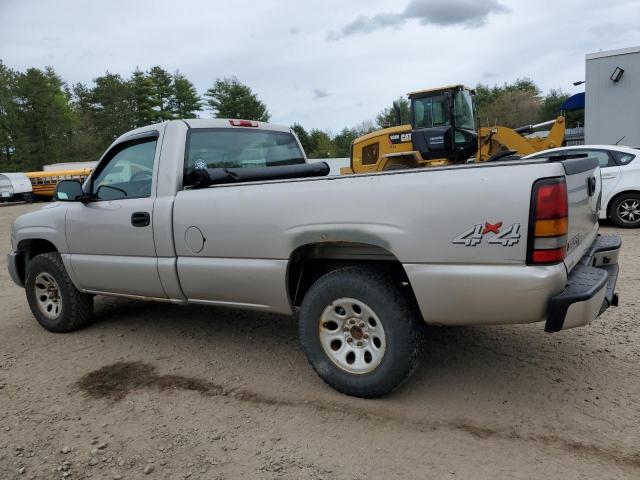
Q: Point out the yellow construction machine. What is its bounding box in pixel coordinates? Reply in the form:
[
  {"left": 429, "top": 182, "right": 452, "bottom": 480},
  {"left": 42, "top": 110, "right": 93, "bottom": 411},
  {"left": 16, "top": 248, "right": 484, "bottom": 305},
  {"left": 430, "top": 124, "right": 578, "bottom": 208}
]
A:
[{"left": 341, "top": 84, "right": 565, "bottom": 174}]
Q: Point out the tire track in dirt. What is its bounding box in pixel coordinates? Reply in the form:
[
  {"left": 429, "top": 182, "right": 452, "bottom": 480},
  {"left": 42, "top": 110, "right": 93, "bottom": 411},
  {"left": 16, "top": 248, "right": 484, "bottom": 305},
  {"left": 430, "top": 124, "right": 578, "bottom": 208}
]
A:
[{"left": 75, "top": 361, "right": 640, "bottom": 470}]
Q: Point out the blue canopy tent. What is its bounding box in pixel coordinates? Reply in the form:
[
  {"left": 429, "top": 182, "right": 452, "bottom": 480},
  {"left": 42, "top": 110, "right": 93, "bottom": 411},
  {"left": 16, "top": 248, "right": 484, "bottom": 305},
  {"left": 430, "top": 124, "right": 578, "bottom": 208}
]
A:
[{"left": 560, "top": 92, "right": 585, "bottom": 111}]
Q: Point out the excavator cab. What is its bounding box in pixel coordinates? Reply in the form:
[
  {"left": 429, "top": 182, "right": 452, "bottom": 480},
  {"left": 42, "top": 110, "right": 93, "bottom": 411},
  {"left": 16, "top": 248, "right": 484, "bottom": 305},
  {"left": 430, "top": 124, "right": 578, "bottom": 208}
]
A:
[{"left": 408, "top": 85, "right": 478, "bottom": 163}]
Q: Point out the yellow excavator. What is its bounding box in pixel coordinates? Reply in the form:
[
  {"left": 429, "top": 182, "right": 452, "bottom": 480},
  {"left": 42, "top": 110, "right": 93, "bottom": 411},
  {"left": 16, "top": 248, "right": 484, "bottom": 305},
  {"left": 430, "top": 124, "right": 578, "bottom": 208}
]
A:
[{"left": 341, "top": 84, "right": 566, "bottom": 174}]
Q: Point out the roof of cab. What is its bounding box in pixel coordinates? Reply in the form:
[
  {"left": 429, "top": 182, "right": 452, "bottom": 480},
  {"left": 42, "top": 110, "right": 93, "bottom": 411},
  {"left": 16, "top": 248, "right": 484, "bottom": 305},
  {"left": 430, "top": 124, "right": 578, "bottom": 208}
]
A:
[
  {"left": 112, "top": 119, "right": 293, "bottom": 146},
  {"left": 407, "top": 84, "right": 473, "bottom": 98},
  {"left": 182, "top": 118, "right": 291, "bottom": 132}
]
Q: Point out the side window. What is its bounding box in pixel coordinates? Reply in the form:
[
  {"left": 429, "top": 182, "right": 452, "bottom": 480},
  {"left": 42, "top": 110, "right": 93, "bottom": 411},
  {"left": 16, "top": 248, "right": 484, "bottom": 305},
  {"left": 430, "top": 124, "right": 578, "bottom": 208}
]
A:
[
  {"left": 575, "top": 150, "right": 613, "bottom": 168},
  {"left": 92, "top": 138, "right": 157, "bottom": 200},
  {"left": 361, "top": 142, "right": 380, "bottom": 165},
  {"left": 612, "top": 151, "right": 636, "bottom": 166}
]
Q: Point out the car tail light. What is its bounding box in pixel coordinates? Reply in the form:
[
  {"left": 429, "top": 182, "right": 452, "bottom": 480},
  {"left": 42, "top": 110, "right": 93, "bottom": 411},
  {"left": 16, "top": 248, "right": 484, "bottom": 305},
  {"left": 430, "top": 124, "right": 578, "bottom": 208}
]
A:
[
  {"left": 229, "top": 119, "right": 258, "bottom": 127},
  {"left": 527, "top": 177, "right": 568, "bottom": 265}
]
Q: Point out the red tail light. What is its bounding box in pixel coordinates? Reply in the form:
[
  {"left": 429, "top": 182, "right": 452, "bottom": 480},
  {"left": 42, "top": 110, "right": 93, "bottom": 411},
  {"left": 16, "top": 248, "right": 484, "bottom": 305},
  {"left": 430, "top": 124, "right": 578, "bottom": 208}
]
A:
[
  {"left": 535, "top": 182, "right": 568, "bottom": 218},
  {"left": 229, "top": 119, "right": 258, "bottom": 127},
  {"left": 528, "top": 177, "right": 568, "bottom": 265}
]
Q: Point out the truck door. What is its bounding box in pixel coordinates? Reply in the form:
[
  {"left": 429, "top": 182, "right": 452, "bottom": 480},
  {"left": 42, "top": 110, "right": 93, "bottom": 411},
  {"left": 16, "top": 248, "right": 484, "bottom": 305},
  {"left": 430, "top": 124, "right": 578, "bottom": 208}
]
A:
[{"left": 65, "top": 130, "right": 166, "bottom": 298}]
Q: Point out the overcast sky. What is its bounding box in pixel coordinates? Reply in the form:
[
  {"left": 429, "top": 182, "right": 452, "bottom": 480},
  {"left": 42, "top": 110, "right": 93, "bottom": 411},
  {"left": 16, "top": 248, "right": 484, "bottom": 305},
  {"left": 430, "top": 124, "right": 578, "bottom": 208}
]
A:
[{"left": 1, "top": 0, "right": 639, "bottom": 131}]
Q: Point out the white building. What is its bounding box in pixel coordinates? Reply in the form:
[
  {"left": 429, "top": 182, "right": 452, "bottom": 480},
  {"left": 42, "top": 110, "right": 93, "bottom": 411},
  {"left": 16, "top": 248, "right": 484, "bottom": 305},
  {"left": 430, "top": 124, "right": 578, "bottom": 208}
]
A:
[{"left": 585, "top": 46, "right": 640, "bottom": 147}]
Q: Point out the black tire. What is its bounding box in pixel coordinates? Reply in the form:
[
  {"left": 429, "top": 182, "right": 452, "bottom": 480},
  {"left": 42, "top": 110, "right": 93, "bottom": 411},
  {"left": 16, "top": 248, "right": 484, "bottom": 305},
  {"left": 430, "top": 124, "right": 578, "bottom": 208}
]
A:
[
  {"left": 610, "top": 192, "right": 640, "bottom": 228},
  {"left": 25, "top": 252, "right": 93, "bottom": 332},
  {"left": 299, "top": 266, "right": 421, "bottom": 398}
]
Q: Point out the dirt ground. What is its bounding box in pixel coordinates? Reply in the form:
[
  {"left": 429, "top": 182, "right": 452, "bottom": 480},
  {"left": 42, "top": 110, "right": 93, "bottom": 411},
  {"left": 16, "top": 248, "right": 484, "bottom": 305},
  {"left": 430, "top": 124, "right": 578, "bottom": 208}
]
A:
[{"left": 0, "top": 202, "right": 638, "bottom": 480}]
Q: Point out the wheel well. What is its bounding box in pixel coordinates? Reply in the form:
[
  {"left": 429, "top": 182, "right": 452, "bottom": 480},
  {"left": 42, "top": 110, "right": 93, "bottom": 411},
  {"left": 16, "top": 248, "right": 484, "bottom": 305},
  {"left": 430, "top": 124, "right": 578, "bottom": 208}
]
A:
[
  {"left": 287, "top": 242, "right": 417, "bottom": 307},
  {"left": 15, "top": 239, "right": 58, "bottom": 284},
  {"left": 607, "top": 190, "right": 640, "bottom": 218}
]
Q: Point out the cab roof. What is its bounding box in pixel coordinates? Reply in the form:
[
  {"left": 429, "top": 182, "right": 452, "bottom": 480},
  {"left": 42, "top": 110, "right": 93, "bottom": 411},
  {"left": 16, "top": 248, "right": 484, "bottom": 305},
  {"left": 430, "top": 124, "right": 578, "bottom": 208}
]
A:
[
  {"left": 182, "top": 118, "right": 291, "bottom": 132},
  {"left": 407, "top": 84, "right": 473, "bottom": 98}
]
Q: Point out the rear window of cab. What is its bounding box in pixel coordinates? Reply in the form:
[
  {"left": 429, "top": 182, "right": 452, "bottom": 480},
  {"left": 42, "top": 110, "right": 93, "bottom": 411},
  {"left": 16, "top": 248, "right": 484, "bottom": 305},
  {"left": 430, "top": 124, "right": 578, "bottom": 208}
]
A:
[{"left": 185, "top": 129, "right": 305, "bottom": 176}]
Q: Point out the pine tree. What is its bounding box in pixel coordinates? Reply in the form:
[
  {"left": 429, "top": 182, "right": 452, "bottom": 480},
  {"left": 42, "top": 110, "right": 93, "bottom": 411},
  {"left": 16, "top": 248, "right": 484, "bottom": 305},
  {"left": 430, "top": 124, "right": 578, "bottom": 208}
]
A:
[
  {"left": 376, "top": 97, "right": 410, "bottom": 128},
  {"left": 204, "top": 77, "right": 270, "bottom": 121},
  {"left": 148, "top": 66, "right": 174, "bottom": 122},
  {"left": 0, "top": 60, "right": 17, "bottom": 165},
  {"left": 89, "top": 72, "right": 132, "bottom": 145},
  {"left": 12, "top": 66, "right": 76, "bottom": 170},
  {"left": 129, "top": 68, "right": 156, "bottom": 127},
  {"left": 170, "top": 72, "right": 202, "bottom": 118}
]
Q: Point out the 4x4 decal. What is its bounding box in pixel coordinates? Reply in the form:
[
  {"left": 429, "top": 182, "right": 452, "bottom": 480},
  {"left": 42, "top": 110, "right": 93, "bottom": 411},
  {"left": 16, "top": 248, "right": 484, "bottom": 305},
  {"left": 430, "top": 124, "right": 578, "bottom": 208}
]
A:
[{"left": 453, "top": 222, "right": 521, "bottom": 247}]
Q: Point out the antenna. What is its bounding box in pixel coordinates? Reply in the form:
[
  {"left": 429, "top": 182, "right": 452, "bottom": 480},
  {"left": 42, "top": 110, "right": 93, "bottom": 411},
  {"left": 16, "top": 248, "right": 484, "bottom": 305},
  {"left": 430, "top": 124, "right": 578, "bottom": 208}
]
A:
[{"left": 615, "top": 136, "right": 626, "bottom": 145}]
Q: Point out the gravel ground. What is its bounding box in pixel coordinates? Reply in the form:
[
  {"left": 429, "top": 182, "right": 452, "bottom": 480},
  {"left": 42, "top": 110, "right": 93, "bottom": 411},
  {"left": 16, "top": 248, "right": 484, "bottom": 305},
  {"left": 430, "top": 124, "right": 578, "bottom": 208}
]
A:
[{"left": 1, "top": 202, "right": 639, "bottom": 480}]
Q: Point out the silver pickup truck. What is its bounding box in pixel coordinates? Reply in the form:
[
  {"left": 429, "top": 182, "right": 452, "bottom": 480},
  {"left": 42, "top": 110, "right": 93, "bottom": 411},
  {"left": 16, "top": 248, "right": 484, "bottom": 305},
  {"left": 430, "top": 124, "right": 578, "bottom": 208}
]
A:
[{"left": 7, "top": 119, "right": 621, "bottom": 397}]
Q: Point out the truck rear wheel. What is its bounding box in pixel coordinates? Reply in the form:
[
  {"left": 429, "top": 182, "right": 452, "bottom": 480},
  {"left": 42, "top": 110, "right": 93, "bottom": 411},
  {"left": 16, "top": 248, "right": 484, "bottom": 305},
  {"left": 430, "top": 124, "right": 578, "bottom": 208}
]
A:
[
  {"left": 25, "top": 252, "right": 93, "bottom": 332},
  {"left": 299, "top": 267, "right": 421, "bottom": 398}
]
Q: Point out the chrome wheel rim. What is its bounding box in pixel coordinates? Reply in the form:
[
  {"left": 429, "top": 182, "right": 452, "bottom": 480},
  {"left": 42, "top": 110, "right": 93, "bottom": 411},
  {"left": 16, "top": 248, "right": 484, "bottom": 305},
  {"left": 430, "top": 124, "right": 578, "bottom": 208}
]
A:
[
  {"left": 618, "top": 199, "right": 640, "bottom": 224},
  {"left": 319, "top": 298, "right": 386, "bottom": 375},
  {"left": 34, "top": 272, "right": 62, "bottom": 320}
]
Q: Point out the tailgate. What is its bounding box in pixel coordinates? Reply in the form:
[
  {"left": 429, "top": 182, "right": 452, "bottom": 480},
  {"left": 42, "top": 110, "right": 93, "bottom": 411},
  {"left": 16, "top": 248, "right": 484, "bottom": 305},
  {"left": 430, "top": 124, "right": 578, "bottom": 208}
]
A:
[{"left": 560, "top": 156, "right": 601, "bottom": 272}]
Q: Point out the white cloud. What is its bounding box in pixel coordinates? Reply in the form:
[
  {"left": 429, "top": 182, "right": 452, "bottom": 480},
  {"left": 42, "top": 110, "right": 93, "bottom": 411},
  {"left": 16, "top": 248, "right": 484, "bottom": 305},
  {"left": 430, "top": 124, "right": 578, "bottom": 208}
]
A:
[{"left": 328, "top": 0, "right": 510, "bottom": 40}]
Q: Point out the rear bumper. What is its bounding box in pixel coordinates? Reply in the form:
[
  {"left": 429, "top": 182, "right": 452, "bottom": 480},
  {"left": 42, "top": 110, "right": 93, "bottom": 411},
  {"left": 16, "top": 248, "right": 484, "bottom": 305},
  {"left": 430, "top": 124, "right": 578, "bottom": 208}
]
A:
[
  {"left": 7, "top": 250, "right": 24, "bottom": 288},
  {"left": 545, "top": 235, "right": 620, "bottom": 332}
]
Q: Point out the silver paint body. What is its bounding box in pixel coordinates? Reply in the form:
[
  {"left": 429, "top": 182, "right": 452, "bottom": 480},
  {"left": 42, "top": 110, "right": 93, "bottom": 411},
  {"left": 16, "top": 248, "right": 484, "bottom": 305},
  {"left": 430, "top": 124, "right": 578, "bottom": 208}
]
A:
[{"left": 10, "top": 119, "right": 603, "bottom": 327}]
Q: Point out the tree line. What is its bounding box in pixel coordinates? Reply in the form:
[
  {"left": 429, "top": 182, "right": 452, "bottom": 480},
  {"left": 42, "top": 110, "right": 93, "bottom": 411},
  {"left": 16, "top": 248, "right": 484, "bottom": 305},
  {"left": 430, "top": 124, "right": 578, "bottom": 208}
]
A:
[
  {"left": 0, "top": 61, "right": 270, "bottom": 171},
  {"left": 0, "top": 59, "right": 583, "bottom": 171}
]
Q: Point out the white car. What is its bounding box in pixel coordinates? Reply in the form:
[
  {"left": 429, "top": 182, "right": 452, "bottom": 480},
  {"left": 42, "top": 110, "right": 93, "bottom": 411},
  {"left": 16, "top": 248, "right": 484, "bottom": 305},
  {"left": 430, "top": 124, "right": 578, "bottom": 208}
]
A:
[{"left": 526, "top": 145, "right": 640, "bottom": 227}]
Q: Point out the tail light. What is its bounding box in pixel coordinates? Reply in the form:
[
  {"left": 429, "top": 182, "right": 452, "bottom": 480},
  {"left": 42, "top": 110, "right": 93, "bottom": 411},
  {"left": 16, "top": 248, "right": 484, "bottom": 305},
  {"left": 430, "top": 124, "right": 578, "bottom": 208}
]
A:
[{"left": 527, "top": 177, "right": 568, "bottom": 265}]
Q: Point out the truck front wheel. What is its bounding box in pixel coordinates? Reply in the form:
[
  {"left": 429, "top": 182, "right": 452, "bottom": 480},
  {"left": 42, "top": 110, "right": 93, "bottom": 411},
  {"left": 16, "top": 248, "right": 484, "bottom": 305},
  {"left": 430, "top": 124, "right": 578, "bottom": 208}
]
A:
[
  {"left": 299, "top": 267, "right": 421, "bottom": 398},
  {"left": 25, "top": 252, "right": 93, "bottom": 332}
]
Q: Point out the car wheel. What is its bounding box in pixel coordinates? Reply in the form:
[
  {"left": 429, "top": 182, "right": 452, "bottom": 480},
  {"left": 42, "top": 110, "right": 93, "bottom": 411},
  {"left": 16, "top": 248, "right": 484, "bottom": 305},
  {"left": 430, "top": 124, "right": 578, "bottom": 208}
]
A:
[
  {"left": 299, "top": 266, "right": 421, "bottom": 398},
  {"left": 25, "top": 252, "right": 93, "bottom": 332},
  {"left": 611, "top": 193, "right": 640, "bottom": 228}
]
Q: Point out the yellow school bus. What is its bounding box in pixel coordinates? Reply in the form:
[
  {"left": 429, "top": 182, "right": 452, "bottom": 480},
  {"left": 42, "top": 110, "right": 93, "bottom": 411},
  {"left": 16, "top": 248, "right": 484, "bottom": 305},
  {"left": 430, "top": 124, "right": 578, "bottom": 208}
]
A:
[{"left": 25, "top": 168, "right": 93, "bottom": 199}]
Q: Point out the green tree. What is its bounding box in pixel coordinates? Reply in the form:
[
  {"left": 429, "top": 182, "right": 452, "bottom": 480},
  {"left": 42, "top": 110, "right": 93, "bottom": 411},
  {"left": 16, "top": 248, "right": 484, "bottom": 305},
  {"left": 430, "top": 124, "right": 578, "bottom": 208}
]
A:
[
  {"left": 334, "top": 127, "right": 358, "bottom": 157},
  {"left": 0, "top": 60, "right": 16, "bottom": 165},
  {"left": 307, "top": 129, "right": 336, "bottom": 158},
  {"left": 376, "top": 97, "right": 410, "bottom": 128},
  {"left": 89, "top": 72, "right": 132, "bottom": 145},
  {"left": 291, "top": 123, "right": 312, "bottom": 154},
  {"left": 11, "top": 66, "right": 76, "bottom": 170},
  {"left": 170, "top": 72, "right": 202, "bottom": 118},
  {"left": 69, "top": 82, "right": 103, "bottom": 162},
  {"left": 128, "top": 68, "right": 156, "bottom": 127},
  {"left": 539, "top": 88, "right": 584, "bottom": 128},
  {"left": 205, "top": 77, "right": 270, "bottom": 121},
  {"left": 475, "top": 78, "right": 541, "bottom": 128},
  {"left": 148, "top": 66, "right": 174, "bottom": 122}
]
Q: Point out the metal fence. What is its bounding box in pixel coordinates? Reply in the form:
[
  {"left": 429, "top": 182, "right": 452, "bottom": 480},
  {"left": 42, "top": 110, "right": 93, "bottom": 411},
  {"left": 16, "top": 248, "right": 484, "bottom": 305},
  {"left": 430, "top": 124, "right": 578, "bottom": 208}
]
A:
[{"left": 565, "top": 127, "right": 585, "bottom": 146}]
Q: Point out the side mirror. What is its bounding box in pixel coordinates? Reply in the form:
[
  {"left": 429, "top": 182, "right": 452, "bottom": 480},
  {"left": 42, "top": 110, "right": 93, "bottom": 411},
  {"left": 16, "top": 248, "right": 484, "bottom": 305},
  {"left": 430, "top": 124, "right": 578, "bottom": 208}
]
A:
[{"left": 55, "top": 180, "right": 88, "bottom": 202}]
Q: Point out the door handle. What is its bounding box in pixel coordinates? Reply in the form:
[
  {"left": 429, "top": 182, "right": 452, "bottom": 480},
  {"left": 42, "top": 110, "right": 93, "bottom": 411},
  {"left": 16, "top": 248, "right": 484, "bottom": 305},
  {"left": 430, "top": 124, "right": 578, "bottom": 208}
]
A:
[
  {"left": 586, "top": 176, "right": 597, "bottom": 197},
  {"left": 601, "top": 175, "right": 616, "bottom": 179},
  {"left": 131, "top": 211, "right": 150, "bottom": 227}
]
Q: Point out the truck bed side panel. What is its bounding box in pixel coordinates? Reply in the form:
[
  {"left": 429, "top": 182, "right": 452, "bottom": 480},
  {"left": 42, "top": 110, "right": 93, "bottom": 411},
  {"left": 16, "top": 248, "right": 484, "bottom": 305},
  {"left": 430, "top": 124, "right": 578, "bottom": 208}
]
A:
[{"left": 172, "top": 162, "right": 569, "bottom": 322}]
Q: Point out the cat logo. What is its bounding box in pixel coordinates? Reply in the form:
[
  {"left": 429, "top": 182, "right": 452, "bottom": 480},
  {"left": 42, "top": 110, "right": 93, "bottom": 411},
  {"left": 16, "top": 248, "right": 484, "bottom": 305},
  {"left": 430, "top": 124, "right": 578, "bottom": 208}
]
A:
[{"left": 389, "top": 132, "right": 412, "bottom": 145}]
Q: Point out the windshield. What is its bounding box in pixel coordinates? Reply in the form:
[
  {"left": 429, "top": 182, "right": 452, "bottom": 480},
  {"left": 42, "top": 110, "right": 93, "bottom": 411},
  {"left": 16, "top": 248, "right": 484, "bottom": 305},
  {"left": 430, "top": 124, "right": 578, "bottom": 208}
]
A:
[
  {"left": 185, "top": 129, "right": 305, "bottom": 176},
  {"left": 453, "top": 89, "right": 475, "bottom": 130}
]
